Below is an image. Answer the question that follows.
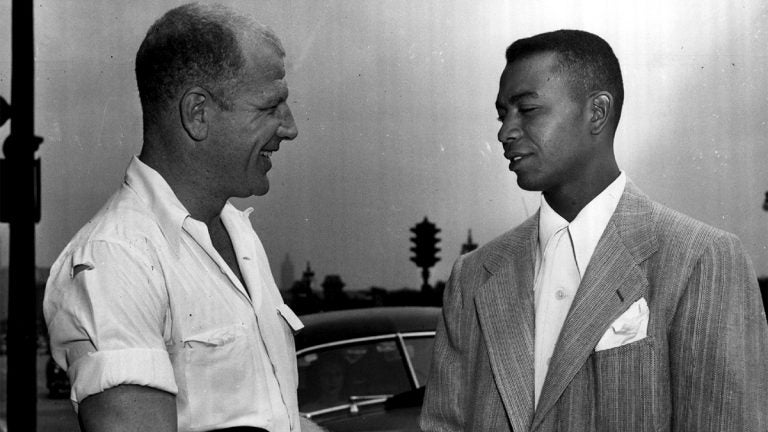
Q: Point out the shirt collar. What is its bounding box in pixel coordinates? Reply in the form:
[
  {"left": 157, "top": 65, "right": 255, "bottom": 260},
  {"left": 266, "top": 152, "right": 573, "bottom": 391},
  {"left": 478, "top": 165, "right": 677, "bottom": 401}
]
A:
[
  {"left": 220, "top": 201, "right": 255, "bottom": 234},
  {"left": 124, "top": 156, "right": 258, "bottom": 256},
  {"left": 538, "top": 171, "right": 627, "bottom": 277},
  {"left": 124, "top": 156, "right": 190, "bottom": 255},
  {"left": 538, "top": 192, "right": 569, "bottom": 257}
]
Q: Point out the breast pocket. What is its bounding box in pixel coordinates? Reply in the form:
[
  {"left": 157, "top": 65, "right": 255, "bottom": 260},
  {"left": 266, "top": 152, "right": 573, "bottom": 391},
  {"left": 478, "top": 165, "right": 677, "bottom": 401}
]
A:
[
  {"left": 180, "top": 325, "right": 257, "bottom": 430},
  {"left": 592, "top": 337, "right": 670, "bottom": 431}
]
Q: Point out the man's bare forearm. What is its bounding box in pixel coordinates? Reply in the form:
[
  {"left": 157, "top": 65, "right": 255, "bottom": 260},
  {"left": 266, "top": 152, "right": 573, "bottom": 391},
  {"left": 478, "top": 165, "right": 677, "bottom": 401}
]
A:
[{"left": 78, "top": 384, "right": 176, "bottom": 432}]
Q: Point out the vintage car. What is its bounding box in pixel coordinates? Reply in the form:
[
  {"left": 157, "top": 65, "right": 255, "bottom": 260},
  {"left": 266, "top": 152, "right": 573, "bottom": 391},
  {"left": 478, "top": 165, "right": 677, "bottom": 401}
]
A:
[{"left": 295, "top": 306, "right": 440, "bottom": 432}]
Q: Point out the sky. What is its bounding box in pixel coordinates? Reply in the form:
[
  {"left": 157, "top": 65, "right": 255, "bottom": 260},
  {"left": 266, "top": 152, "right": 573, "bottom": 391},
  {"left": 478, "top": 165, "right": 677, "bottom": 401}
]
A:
[{"left": 1, "top": 0, "right": 767, "bottom": 292}]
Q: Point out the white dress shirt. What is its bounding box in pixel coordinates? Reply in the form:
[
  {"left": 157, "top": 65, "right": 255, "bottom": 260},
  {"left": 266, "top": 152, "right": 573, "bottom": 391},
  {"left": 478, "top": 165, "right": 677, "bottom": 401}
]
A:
[
  {"left": 44, "top": 156, "right": 302, "bottom": 432},
  {"left": 533, "top": 172, "right": 626, "bottom": 405}
]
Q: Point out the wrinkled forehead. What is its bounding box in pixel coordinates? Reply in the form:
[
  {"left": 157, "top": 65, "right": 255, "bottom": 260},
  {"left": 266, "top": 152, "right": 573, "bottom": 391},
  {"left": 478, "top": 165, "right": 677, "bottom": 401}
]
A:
[
  {"left": 240, "top": 40, "right": 287, "bottom": 86},
  {"left": 241, "top": 55, "right": 289, "bottom": 105},
  {"left": 254, "top": 79, "right": 289, "bottom": 106},
  {"left": 232, "top": 23, "right": 290, "bottom": 100},
  {"left": 240, "top": 24, "right": 285, "bottom": 56}
]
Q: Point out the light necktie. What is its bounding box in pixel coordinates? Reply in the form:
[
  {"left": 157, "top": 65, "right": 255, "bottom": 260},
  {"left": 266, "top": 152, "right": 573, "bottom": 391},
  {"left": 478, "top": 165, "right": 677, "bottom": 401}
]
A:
[{"left": 534, "top": 225, "right": 581, "bottom": 407}]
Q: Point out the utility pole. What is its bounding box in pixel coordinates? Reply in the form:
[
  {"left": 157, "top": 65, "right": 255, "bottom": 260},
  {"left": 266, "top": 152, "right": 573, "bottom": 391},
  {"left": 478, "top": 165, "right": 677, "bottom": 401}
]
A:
[{"left": 1, "top": 1, "right": 42, "bottom": 429}]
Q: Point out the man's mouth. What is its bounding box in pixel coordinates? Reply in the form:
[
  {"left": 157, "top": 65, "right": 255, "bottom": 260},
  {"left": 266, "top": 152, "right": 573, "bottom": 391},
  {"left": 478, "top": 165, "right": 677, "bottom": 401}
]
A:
[
  {"left": 260, "top": 142, "right": 280, "bottom": 160},
  {"left": 505, "top": 152, "right": 532, "bottom": 171},
  {"left": 505, "top": 152, "right": 530, "bottom": 162}
]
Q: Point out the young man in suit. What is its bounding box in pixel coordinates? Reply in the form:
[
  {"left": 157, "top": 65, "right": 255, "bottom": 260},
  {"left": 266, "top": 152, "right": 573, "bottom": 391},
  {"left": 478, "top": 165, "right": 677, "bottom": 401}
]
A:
[{"left": 421, "top": 30, "right": 768, "bottom": 431}]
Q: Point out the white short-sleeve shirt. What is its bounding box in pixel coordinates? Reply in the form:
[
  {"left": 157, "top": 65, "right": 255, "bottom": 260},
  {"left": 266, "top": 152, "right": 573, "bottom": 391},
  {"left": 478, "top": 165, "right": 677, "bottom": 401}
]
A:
[{"left": 43, "top": 156, "right": 302, "bottom": 432}]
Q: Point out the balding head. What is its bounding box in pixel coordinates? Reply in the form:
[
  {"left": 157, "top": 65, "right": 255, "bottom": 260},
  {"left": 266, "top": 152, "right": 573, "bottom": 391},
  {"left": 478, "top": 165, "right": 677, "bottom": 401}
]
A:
[{"left": 135, "top": 3, "right": 284, "bottom": 126}]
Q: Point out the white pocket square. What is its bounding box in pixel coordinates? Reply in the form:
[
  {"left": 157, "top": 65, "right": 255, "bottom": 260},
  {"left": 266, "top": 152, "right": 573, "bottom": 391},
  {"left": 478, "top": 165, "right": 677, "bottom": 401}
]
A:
[{"left": 594, "top": 297, "right": 649, "bottom": 352}]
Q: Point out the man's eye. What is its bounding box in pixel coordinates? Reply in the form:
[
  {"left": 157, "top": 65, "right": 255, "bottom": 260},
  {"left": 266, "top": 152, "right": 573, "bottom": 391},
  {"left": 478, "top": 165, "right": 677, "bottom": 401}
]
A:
[{"left": 519, "top": 107, "right": 537, "bottom": 114}]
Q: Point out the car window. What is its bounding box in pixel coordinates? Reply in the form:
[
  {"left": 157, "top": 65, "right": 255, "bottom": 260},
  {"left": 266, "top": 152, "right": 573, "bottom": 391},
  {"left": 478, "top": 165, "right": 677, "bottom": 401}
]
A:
[
  {"left": 402, "top": 336, "right": 435, "bottom": 387},
  {"left": 298, "top": 340, "right": 411, "bottom": 413}
]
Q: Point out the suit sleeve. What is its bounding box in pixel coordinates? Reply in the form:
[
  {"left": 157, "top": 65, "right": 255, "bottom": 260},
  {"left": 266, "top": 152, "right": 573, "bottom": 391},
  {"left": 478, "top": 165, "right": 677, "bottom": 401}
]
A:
[
  {"left": 420, "top": 256, "right": 468, "bottom": 431},
  {"left": 669, "top": 233, "right": 768, "bottom": 431}
]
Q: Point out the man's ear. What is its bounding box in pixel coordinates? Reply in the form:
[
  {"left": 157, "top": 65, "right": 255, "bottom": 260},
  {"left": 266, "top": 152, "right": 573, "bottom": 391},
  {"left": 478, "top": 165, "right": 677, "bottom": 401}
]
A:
[
  {"left": 588, "top": 92, "right": 613, "bottom": 135},
  {"left": 180, "top": 87, "right": 211, "bottom": 141}
]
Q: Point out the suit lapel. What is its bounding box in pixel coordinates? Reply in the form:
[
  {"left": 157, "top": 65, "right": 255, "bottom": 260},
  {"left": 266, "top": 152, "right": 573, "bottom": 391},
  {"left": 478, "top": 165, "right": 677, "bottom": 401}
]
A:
[
  {"left": 475, "top": 215, "right": 538, "bottom": 432},
  {"left": 532, "top": 181, "right": 658, "bottom": 430}
]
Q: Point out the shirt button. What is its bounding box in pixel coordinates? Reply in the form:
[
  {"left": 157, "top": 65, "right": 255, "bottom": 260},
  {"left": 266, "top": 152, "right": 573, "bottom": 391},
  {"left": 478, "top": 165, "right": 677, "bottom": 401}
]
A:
[{"left": 555, "top": 289, "right": 567, "bottom": 300}]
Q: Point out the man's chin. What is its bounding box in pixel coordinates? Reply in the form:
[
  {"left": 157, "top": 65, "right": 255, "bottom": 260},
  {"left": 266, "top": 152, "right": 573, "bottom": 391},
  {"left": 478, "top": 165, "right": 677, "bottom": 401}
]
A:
[
  {"left": 252, "top": 185, "right": 270, "bottom": 197},
  {"left": 230, "top": 180, "right": 269, "bottom": 198},
  {"left": 252, "top": 179, "right": 270, "bottom": 197},
  {"left": 515, "top": 176, "right": 540, "bottom": 192}
]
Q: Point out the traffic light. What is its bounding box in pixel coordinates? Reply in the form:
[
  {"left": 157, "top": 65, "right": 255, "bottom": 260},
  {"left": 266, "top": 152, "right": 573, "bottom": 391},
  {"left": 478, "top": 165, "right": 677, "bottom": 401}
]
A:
[
  {"left": 410, "top": 217, "right": 441, "bottom": 268},
  {"left": 410, "top": 217, "right": 441, "bottom": 291}
]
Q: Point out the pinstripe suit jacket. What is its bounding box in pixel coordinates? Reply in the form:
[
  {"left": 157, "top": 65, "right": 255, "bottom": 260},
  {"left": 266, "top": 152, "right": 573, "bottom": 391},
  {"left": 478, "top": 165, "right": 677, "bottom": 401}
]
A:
[{"left": 421, "top": 181, "right": 768, "bottom": 431}]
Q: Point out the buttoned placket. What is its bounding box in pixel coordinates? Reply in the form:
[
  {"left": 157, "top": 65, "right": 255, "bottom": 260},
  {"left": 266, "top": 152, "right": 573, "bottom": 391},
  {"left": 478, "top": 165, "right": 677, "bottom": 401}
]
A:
[
  {"left": 214, "top": 210, "right": 294, "bottom": 431},
  {"left": 534, "top": 225, "right": 581, "bottom": 407},
  {"left": 180, "top": 217, "right": 293, "bottom": 430}
]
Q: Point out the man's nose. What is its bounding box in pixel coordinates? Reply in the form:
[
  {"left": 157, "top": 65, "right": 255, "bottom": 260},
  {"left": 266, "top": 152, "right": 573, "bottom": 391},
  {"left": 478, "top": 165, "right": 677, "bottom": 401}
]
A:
[
  {"left": 277, "top": 104, "right": 298, "bottom": 140},
  {"left": 497, "top": 116, "right": 522, "bottom": 144}
]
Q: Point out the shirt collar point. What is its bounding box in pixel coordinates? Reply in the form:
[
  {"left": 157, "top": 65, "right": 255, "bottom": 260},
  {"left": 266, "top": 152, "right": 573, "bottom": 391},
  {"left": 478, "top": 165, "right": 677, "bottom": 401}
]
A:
[
  {"left": 159, "top": 214, "right": 186, "bottom": 258},
  {"left": 125, "top": 157, "right": 190, "bottom": 257}
]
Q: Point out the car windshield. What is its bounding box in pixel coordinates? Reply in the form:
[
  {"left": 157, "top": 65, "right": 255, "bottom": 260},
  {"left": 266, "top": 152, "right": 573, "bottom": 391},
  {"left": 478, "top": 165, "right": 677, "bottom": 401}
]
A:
[{"left": 298, "top": 335, "right": 434, "bottom": 413}]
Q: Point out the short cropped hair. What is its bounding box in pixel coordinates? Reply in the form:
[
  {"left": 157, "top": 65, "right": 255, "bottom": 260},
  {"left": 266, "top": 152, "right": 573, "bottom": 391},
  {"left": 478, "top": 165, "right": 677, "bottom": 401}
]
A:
[
  {"left": 135, "top": 3, "right": 283, "bottom": 122},
  {"left": 505, "top": 30, "right": 624, "bottom": 125}
]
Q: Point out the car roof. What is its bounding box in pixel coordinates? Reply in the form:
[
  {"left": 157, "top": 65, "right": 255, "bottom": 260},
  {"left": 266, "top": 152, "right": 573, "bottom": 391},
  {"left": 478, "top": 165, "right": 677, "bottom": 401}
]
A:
[{"left": 295, "top": 306, "right": 440, "bottom": 351}]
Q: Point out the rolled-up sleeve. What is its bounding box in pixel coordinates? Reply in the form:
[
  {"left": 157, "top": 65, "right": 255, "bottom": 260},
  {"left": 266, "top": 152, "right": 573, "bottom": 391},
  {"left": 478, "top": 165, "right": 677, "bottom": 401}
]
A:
[{"left": 43, "top": 239, "right": 178, "bottom": 406}]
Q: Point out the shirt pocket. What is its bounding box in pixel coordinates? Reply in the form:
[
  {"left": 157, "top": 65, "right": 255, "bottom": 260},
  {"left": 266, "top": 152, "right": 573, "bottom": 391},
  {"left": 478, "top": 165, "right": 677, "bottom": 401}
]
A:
[
  {"left": 180, "top": 324, "right": 257, "bottom": 430},
  {"left": 591, "top": 336, "right": 670, "bottom": 431}
]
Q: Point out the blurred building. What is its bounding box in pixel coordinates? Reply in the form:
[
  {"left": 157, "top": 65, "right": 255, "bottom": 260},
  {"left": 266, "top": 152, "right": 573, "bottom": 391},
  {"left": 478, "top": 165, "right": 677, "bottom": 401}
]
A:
[
  {"left": 321, "top": 275, "right": 348, "bottom": 311},
  {"left": 279, "top": 253, "right": 295, "bottom": 293},
  {"left": 461, "top": 230, "right": 478, "bottom": 255},
  {"left": 289, "top": 262, "right": 322, "bottom": 315}
]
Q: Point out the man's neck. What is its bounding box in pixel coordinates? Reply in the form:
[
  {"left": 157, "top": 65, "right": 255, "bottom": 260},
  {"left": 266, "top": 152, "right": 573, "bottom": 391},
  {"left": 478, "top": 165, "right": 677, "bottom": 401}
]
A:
[
  {"left": 544, "top": 166, "right": 621, "bottom": 222},
  {"left": 138, "top": 148, "right": 227, "bottom": 227},
  {"left": 175, "top": 188, "right": 228, "bottom": 227}
]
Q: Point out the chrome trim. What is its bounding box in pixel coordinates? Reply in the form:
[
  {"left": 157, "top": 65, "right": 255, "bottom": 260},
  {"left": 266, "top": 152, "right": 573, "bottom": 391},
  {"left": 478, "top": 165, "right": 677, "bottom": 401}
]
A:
[
  {"left": 397, "top": 333, "right": 419, "bottom": 388},
  {"left": 296, "top": 331, "right": 435, "bottom": 356},
  {"left": 296, "top": 334, "right": 396, "bottom": 356},
  {"left": 401, "top": 331, "right": 435, "bottom": 338},
  {"left": 301, "top": 396, "right": 389, "bottom": 418}
]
